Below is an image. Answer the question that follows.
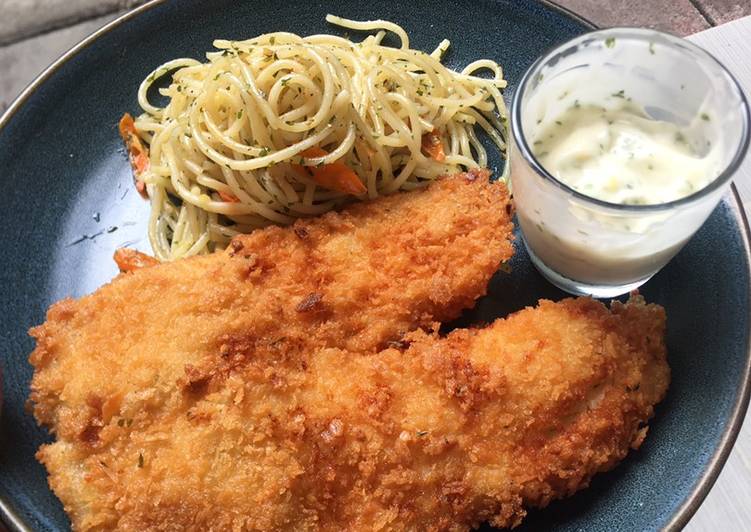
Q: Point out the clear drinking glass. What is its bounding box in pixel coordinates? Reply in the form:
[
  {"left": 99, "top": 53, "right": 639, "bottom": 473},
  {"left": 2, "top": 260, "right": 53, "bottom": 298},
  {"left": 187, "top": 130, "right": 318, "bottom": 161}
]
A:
[{"left": 510, "top": 27, "right": 750, "bottom": 297}]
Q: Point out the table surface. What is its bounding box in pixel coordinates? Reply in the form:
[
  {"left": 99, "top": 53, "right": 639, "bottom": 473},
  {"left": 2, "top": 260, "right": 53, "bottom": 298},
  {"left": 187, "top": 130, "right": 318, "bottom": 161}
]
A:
[{"left": 1, "top": 1, "right": 750, "bottom": 531}]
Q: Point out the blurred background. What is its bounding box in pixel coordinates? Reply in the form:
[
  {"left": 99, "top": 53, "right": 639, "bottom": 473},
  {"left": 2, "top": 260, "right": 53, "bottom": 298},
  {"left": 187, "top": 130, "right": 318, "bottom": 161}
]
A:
[{"left": 1, "top": 0, "right": 748, "bottom": 113}]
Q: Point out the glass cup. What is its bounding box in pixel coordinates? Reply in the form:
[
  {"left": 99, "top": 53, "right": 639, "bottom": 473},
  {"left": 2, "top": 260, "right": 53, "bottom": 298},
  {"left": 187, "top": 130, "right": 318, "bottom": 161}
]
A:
[{"left": 510, "top": 27, "right": 750, "bottom": 297}]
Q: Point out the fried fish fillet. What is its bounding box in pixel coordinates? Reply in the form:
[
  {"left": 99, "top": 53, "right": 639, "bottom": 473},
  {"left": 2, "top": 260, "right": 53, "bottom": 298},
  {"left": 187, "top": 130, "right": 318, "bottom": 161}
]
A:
[
  {"left": 31, "top": 170, "right": 512, "bottom": 419},
  {"left": 32, "top": 293, "right": 668, "bottom": 531},
  {"left": 30, "top": 170, "right": 513, "bottom": 529}
]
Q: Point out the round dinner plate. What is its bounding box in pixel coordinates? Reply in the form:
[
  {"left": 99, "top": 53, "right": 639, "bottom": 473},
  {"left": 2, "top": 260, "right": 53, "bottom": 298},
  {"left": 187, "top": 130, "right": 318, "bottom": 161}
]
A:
[{"left": 0, "top": 1, "right": 749, "bottom": 530}]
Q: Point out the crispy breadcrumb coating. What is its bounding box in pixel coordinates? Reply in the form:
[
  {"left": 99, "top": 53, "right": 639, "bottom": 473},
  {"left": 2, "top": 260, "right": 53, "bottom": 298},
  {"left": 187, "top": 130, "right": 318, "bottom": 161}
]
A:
[
  {"left": 30, "top": 171, "right": 517, "bottom": 530},
  {"left": 33, "top": 295, "right": 668, "bottom": 531},
  {"left": 30, "top": 170, "right": 513, "bottom": 428}
]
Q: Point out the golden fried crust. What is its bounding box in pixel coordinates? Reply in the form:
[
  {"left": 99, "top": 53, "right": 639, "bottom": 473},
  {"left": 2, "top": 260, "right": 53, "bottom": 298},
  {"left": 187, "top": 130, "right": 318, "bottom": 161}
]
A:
[
  {"left": 29, "top": 171, "right": 514, "bottom": 530},
  {"left": 29, "top": 171, "right": 512, "bottom": 427},
  {"left": 34, "top": 295, "right": 668, "bottom": 531}
]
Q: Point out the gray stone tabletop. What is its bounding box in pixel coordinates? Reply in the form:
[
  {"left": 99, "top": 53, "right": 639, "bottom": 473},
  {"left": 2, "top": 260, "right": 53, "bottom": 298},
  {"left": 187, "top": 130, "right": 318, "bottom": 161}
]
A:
[
  {"left": 0, "top": 0, "right": 143, "bottom": 45},
  {"left": 1, "top": 1, "right": 751, "bottom": 532}
]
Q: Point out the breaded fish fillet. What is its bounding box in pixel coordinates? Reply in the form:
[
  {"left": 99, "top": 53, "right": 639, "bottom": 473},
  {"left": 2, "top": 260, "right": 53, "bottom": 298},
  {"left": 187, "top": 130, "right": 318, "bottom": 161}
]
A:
[
  {"left": 32, "top": 294, "right": 668, "bottom": 531},
  {"left": 30, "top": 170, "right": 512, "bottom": 422},
  {"left": 29, "top": 170, "right": 513, "bottom": 528}
]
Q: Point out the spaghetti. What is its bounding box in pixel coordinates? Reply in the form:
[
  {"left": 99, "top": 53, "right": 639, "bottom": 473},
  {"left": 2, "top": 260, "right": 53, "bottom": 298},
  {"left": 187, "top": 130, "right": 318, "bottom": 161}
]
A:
[{"left": 127, "top": 15, "right": 509, "bottom": 260}]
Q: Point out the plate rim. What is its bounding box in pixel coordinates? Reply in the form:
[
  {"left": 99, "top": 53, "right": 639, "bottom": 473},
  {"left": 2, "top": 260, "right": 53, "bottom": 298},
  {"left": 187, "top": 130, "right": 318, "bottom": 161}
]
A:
[
  {"left": 666, "top": 184, "right": 751, "bottom": 531},
  {"left": 0, "top": 1, "right": 749, "bottom": 531}
]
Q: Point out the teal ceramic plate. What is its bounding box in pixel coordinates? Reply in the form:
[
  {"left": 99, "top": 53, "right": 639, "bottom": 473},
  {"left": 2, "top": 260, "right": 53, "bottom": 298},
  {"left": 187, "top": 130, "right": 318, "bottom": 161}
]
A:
[{"left": 0, "top": 1, "right": 749, "bottom": 530}]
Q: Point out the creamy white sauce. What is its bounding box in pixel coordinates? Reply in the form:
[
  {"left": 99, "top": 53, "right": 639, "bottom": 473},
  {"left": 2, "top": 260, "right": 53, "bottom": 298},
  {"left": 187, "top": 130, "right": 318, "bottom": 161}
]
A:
[
  {"left": 530, "top": 100, "right": 721, "bottom": 205},
  {"left": 512, "top": 34, "right": 732, "bottom": 292}
]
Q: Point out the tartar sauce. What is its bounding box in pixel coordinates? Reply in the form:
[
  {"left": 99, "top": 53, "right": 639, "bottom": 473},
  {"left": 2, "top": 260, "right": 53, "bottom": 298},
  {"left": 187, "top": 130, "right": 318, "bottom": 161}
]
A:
[
  {"left": 511, "top": 29, "right": 739, "bottom": 296},
  {"left": 530, "top": 99, "right": 720, "bottom": 205}
]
